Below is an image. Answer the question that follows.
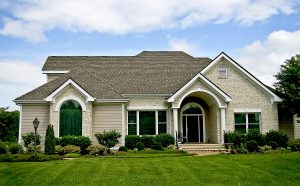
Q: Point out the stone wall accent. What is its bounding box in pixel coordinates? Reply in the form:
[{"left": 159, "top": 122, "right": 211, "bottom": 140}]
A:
[
  {"left": 204, "top": 58, "right": 279, "bottom": 132},
  {"left": 49, "top": 85, "right": 93, "bottom": 138}
]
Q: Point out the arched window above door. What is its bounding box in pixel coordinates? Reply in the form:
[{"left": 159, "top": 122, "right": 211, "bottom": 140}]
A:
[
  {"left": 182, "top": 104, "right": 202, "bottom": 114},
  {"left": 59, "top": 100, "right": 82, "bottom": 136}
]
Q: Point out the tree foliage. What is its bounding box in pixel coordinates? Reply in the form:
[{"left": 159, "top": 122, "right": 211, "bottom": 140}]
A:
[
  {"left": 0, "top": 107, "right": 19, "bottom": 142},
  {"left": 44, "top": 125, "right": 56, "bottom": 155},
  {"left": 274, "top": 54, "right": 300, "bottom": 115}
]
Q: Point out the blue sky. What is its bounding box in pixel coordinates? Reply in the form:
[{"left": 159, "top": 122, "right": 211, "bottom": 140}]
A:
[{"left": 0, "top": 0, "right": 300, "bottom": 110}]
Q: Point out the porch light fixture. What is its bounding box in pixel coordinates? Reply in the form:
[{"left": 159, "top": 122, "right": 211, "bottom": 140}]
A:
[{"left": 32, "top": 117, "right": 40, "bottom": 153}]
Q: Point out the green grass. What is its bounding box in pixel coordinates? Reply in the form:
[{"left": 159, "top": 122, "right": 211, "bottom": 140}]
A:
[{"left": 0, "top": 152, "right": 299, "bottom": 186}]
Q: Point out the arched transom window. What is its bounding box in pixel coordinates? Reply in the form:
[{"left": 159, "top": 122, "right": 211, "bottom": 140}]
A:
[
  {"left": 183, "top": 104, "right": 202, "bottom": 114},
  {"left": 59, "top": 100, "right": 82, "bottom": 136}
]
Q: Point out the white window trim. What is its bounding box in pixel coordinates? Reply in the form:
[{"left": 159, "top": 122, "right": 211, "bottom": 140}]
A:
[
  {"left": 234, "top": 112, "right": 261, "bottom": 132},
  {"left": 127, "top": 110, "right": 167, "bottom": 135}
]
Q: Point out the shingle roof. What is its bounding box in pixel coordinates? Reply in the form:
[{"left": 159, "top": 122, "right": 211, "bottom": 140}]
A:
[{"left": 16, "top": 51, "right": 212, "bottom": 101}]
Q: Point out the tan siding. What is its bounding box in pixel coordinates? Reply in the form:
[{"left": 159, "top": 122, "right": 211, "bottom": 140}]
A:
[
  {"left": 47, "top": 74, "right": 62, "bottom": 82},
  {"left": 278, "top": 110, "right": 294, "bottom": 139},
  {"left": 21, "top": 105, "right": 50, "bottom": 146},
  {"left": 294, "top": 116, "right": 300, "bottom": 138},
  {"left": 92, "top": 104, "right": 122, "bottom": 145}
]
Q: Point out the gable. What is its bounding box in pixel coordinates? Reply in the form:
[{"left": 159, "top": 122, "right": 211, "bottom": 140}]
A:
[
  {"left": 167, "top": 73, "right": 231, "bottom": 108},
  {"left": 201, "top": 53, "right": 282, "bottom": 103}
]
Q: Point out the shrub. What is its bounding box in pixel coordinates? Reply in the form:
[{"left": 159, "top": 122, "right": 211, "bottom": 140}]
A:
[
  {"left": 267, "top": 141, "right": 278, "bottom": 150},
  {"left": 44, "top": 125, "right": 56, "bottom": 155},
  {"left": 246, "top": 140, "right": 259, "bottom": 152},
  {"left": 224, "top": 131, "right": 245, "bottom": 148},
  {"left": 0, "top": 154, "right": 62, "bottom": 162},
  {"left": 55, "top": 137, "right": 61, "bottom": 145},
  {"left": 167, "top": 145, "right": 177, "bottom": 150},
  {"left": 22, "top": 132, "right": 41, "bottom": 147},
  {"left": 265, "top": 130, "right": 289, "bottom": 148},
  {"left": 26, "top": 144, "right": 42, "bottom": 154},
  {"left": 8, "top": 143, "right": 22, "bottom": 154},
  {"left": 155, "top": 133, "right": 175, "bottom": 147},
  {"left": 136, "top": 142, "right": 145, "bottom": 151},
  {"left": 86, "top": 144, "right": 109, "bottom": 155},
  {"left": 55, "top": 145, "right": 63, "bottom": 155},
  {"left": 118, "top": 146, "right": 128, "bottom": 152},
  {"left": 259, "top": 145, "right": 272, "bottom": 153},
  {"left": 64, "top": 153, "right": 81, "bottom": 158},
  {"left": 151, "top": 142, "right": 163, "bottom": 150},
  {"left": 95, "top": 130, "right": 121, "bottom": 148},
  {"left": 288, "top": 139, "right": 300, "bottom": 151},
  {"left": 59, "top": 145, "right": 80, "bottom": 154},
  {"left": 0, "top": 143, "right": 7, "bottom": 154},
  {"left": 246, "top": 129, "right": 265, "bottom": 146},
  {"left": 141, "top": 135, "right": 155, "bottom": 148},
  {"left": 59, "top": 136, "right": 91, "bottom": 153},
  {"left": 125, "top": 135, "right": 141, "bottom": 150}
]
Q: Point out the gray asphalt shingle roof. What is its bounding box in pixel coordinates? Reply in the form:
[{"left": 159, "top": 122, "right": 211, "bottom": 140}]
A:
[{"left": 16, "top": 51, "right": 212, "bottom": 101}]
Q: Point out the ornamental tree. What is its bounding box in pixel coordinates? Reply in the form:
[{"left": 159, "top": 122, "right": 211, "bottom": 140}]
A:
[{"left": 274, "top": 54, "right": 300, "bottom": 116}]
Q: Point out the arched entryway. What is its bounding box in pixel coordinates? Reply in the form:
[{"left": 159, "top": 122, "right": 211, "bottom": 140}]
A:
[
  {"left": 181, "top": 102, "right": 205, "bottom": 143},
  {"left": 59, "top": 100, "right": 82, "bottom": 136}
]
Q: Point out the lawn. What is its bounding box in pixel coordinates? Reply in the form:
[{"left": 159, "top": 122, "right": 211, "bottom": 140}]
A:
[{"left": 0, "top": 152, "right": 299, "bottom": 186}]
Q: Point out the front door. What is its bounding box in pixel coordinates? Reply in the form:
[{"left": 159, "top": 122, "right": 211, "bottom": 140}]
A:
[
  {"left": 181, "top": 102, "right": 205, "bottom": 143},
  {"left": 182, "top": 115, "right": 203, "bottom": 143}
]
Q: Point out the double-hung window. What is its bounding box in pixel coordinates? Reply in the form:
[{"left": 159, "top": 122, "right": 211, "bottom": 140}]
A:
[
  {"left": 127, "top": 110, "right": 167, "bottom": 135},
  {"left": 234, "top": 113, "right": 260, "bottom": 133}
]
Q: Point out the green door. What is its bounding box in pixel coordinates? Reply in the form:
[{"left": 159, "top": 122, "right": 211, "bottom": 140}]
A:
[{"left": 59, "top": 100, "right": 82, "bottom": 136}]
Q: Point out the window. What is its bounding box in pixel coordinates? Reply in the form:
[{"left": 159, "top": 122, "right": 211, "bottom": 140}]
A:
[
  {"left": 158, "top": 111, "right": 167, "bottom": 134},
  {"left": 218, "top": 65, "right": 227, "bottom": 78},
  {"left": 59, "top": 100, "right": 82, "bottom": 136},
  {"left": 127, "top": 110, "right": 167, "bottom": 135},
  {"left": 234, "top": 113, "right": 260, "bottom": 133},
  {"left": 128, "top": 111, "right": 137, "bottom": 135},
  {"left": 139, "top": 111, "right": 155, "bottom": 135}
]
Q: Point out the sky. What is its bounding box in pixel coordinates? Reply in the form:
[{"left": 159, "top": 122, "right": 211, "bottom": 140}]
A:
[{"left": 0, "top": 0, "right": 300, "bottom": 110}]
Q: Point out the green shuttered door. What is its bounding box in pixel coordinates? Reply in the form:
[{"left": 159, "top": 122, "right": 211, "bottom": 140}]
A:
[{"left": 59, "top": 100, "right": 82, "bottom": 136}]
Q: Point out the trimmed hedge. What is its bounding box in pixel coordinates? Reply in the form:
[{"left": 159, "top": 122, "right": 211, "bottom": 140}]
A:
[
  {"left": 125, "top": 135, "right": 141, "bottom": 150},
  {"left": 155, "top": 134, "right": 175, "bottom": 147},
  {"left": 136, "top": 142, "right": 145, "bottom": 151},
  {"left": 118, "top": 146, "right": 128, "bottom": 152},
  {"left": 57, "top": 136, "right": 91, "bottom": 153},
  {"left": 224, "top": 131, "right": 245, "bottom": 148},
  {"left": 265, "top": 130, "right": 289, "bottom": 148},
  {"left": 8, "top": 143, "right": 22, "bottom": 154},
  {"left": 86, "top": 144, "right": 109, "bottom": 156},
  {"left": 245, "top": 129, "right": 265, "bottom": 146},
  {"left": 151, "top": 142, "right": 163, "bottom": 150},
  {"left": 22, "top": 132, "right": 41, "bottom": 147},
  {"left": 0, "top": 153, "right": 62, "bottom": 162},
  {"left": 141, "top": 135, "right": 155, "bottom": 148}
]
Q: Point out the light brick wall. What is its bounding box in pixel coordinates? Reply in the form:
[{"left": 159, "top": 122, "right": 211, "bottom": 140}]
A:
[
  {"left": 49, "top": 85, "right": 93, "bottom": 138},
  {"left": 204, "top": 58, "right": 279, "bottom": 133}
]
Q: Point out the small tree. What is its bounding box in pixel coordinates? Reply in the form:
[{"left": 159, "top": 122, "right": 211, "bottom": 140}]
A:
[
  {"left": 274, "top": 54, "right": 300, "bottom": 116},
  {"left": 95, "top": 130, "right": 121, "bottom": 148},
  {"left": 44, "top": 125, "right": 56, "bottom": 155},
  {"left": 0, "top": 107, "right": 19, "bottom": 142}
]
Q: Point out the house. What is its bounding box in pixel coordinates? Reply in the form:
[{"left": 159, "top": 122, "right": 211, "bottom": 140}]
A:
[{"left": 14, "top": 51, "right": 299, "bottom": 146}]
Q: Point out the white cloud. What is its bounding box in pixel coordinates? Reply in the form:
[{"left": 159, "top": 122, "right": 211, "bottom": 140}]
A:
[
  {"left": 0, "top": 60, "right": 45, "bottom": 110},
  {"left": 168, "top": 38, "right": 199, "bottom": 53},
  {"left": 0, "top": 0, "right": 297, "bottom": 42},
  {"left": 237, "top": 29, "right": 300, "bottom": 86}
]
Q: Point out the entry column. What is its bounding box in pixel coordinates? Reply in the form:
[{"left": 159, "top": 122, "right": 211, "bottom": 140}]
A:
[
  {"left": 220, "top": 108, "right": 226, "bottom": 144},
  {"left": 173, "top": 108, "right": 178, "bottom": 138}
]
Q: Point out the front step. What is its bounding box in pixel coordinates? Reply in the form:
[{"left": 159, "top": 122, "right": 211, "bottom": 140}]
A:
[{"left": 180, "top": 144, "right": 229, "bottom": 153}]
